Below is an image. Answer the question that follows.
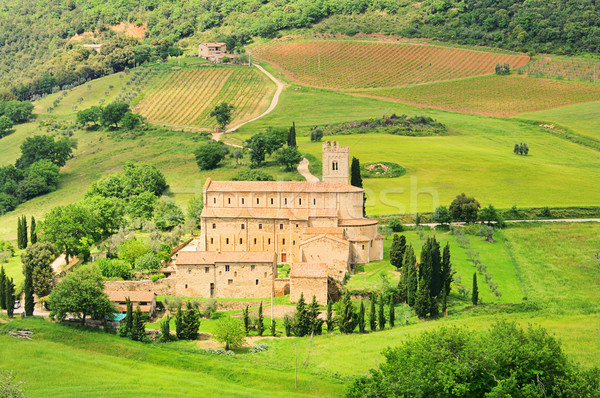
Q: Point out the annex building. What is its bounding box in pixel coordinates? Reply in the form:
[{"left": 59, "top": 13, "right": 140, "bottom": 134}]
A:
[{"left": 175, "top": 141, "right": 383, "bottom": 303}]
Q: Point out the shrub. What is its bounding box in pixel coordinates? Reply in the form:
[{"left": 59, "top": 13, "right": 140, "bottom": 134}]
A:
[
  {"left": 96, "top": 258, "right": 132, "bottom": 279},
  {"left": 214, "top": 316, "right": 246, "bottom": 350},
  {"left": 150, "top": 273, "right": 165, "bottom": 282},
  {"left": 118, "top": 238, "right": 152, "bottom": 265},
  {"left": 231, "top": 170, "right": 274, "bottom": 181},
  {"left": 134, "top": 252, "right": 161, "bottom": 271},
  {"left": 388, "top": 218, "right": 404, "bottom": 232}
]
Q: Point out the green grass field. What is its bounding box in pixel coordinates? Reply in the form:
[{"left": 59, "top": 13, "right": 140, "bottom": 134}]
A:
[{"left": 355, "top": 75, "right": 600, "bottom": 116}]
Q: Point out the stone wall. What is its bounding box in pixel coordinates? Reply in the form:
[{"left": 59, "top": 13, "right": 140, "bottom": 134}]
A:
[
  {"left": 105, "top": 278, "right": 175, "bottom": 296},
  {"left": 274, "top": 277, "right": 290, "bottom": 296},
  {"left": 290, "top": 276, "right": 328, "bottom": 305}
]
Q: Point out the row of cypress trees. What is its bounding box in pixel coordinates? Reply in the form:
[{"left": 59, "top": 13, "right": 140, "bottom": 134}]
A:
[
  {"left": 16, "top": 215, "right": 37, "bottom": 250},
  {"left": 397, "top": 236, "right": 454, "bottom": 318}
]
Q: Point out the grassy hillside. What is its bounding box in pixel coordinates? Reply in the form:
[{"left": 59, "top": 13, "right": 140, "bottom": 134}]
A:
[
  {"left": 356, "top": 75, "right": 600, "bottom": 116},
  {"left": 251, "top": 39, "right": 529, "bottom": 89},
  {"left": 135, "top": 65, "right": 276, "bottom": 130}
]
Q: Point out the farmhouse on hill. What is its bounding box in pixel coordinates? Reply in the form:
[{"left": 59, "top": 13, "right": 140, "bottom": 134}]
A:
[
  {"left": 175, "top": 141, "right": 383, "bottom": 304},
  {"left": 198, "top": 42, "right": 232, "bottom": 61}
]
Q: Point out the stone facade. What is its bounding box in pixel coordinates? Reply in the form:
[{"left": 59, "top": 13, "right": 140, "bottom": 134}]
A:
[
  {"left": 198, "top": 42, "right": 232, "bottom": 61},
  {"left": 289, "top": 263, "right": 328, "bottom": 305}
]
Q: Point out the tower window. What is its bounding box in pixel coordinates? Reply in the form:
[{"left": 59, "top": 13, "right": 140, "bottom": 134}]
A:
[
  {"left": 268, "top": 238, "right": 271, "bottom": 245},
  {"left": 332, "top": 161, "right": 338, "bottom": 171},
  {"left": 228, "top": 198, "right": 231, "bottom": 204},
  {"left": 284, "top": 198, "right": 287, "bottom": 205},
  {"left": 259, "top": 224, "right": 262, "bottom": 230},
  {"left": 264, "top": 272, "right": 267, "bottom": 278},
  {"left": 280, "top": 224, "right": 284, "bottom": 230},
  {"left": 212, "top": 223, "right": 216, "bottom": 229},
  {"left": 251, "top": 265, "right": 256, "bottom": 271},
  {"left": 313, "top": 198, "right": 316, "bottom": 205},
  {"left": 270, "top": 198, "right": 274, "bottom": 205},
  {"left": 234, "top": 271, "right": 237, "bottom": 277},
  {"left": 241, "top": 198, "right": 245, "bottom": 204},
  {"left": 205, "top": 267, "right": 209, "bottom": 273},
  {"left": 256, "top": 279, "right": 259, "bottom": 285},
  {"left": 254, "top": 238, "right": 257, "bottom": 244},
  {"left": 299, "top": 198, "right": 302, "bottom": 205},
  {"left": 213, "top": 197, "right": 216, "bottom": 204},
  {"left": 257, "top": 198, "right": 260, "bottom": 204},
  {"left": 241, "top": 223, "right": 245, "bottom": 229},
  {"left": 283, "top": 238, "right": 286, "bottom": 245},
  {"left": 228, "top": 279, "right": 233, "bottom": 285},
  {"left": 210, "top": 238, "right": 214, "bottom": 244},
  {"left": 226, "top": 265, "right": 230, "bottom": 271},
  {"left": 240, "top": 238, "right": 243, "bottom": 244},
  {"left": 226, "top": 238, "right": 229, "bottom": 244}
]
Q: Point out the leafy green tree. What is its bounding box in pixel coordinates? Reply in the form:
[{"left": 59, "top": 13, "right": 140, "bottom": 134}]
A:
[
  {"left": 287, "top": 121, "right": 297, "bottom": 147},
  {"left": 22, "top": 241, "right": 57, "bottom": 299},
  {"left": 153, "top": 198, "right": 185, "bottom": 231},
  {"left": 310, "top": 128, "right": 324, "bottom": 142},
  {"left": 0, "top": 115, "right": 13, "bottom": 138},
  {"left": 39, "top": 203, "right": 98, "bottom": 263},
  {"left": 83, "top": 195, "right": 126, "bottom": 236},
  {"left": 245, "top": 129, "right": 286, "bottom": 168},
  {"left": 326, "top": 300, "right": 334, "bottom": 333},
  {"left": 414, "top": 277, "right": 431, "bottom": 318},
  {"left": 120, "top": 112, "right": 140, "bottom": 130},
  {"left": 48, "top": 264, "right": 114, "bottom": 325},
  {"left": 257, "top": 301, "right": 264, "bottom": 336},
  {"left": 134, "top": 252, "right": 161, "bottom": 271},
  {"left": 0, "top": 266, "right": 5, "bottom": 310},
  {"left": 377, "top": 293, "right": 385, "bottom": 330},
  {"left": 76, "top": 107, "right": 102, "bottom": 127},
  {"left": 18, "top": 160, "right": 61, "bottom": 200},
  {"left": 232, "top": 169, "right": 275, "bottom": 181},
  {"left": 16, "top": 135, "right": 77, "bottom": 169},
  {"left": 276, "top": 146, "right": 302, "bottom": 171},
  {"left": 338, "top": 291, "right": 357, "bottom": 334},
  {"left": 472, "top": 273, "right": 479, "bottom": 305},
  {"left": 118, "top": 239, "right": 152, "bottom": 266},
  {"left": 388, "top": 218, "right": 404, "bottom": 232},
  {"left": 292, "top": 292, "right": 311, "bottom": 337},
  {"left": 449, "top": 193, "right": 480, "bottom": 223},
  {"left": 101, "top": 102, "right": 130, "bottom": 128},
  {"left": 369, "top": 296, "right": 376, "bottom": 331},
  {"left": 127, "top": 191, "right": 157, "bottom": 220},
  {"left": 357, "top": 300, "right": 366, "bottom": 333},
  {"left": 210, "top": 102, "right": 234, "bottom": 131},
  {"left": 5, "top": 277, "right": 15, "bottom": 317},
  {"left": 433, "top": 205, "right": 453, "bottom": 226},
  {"left": 194, "top": 141, "right": 227, "bottom": 170},
  {"left": 214, "top": 316, "right": 245, "bottom": 350}
]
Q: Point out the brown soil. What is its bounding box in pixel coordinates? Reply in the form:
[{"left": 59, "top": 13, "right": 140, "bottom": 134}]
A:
[{"left": 110, "top": 22, "right": 148, "bottom": 39}]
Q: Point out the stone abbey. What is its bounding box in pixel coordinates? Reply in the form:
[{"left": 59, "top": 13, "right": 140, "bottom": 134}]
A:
[{"left": 176, "top": 142, "right": 383, "bottom": 303}]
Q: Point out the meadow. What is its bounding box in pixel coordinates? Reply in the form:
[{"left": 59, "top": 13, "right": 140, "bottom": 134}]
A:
[
  {"left": 251, "top": 39, "right": 529, "bottom": 89},
  {"left": 355, "top": 74, "right": 600, "bottom": 116},
  {"left": 2, "top": 223, "right": 600, "bottom": 397},
  {"left": 134, "top": 65, "right": 275, "bottom": 130}
]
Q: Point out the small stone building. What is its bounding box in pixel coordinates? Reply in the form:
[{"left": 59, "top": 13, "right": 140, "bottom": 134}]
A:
[
  {"left": 107, "top": 291, "right": 157, "bottom": 316},
  {"left": 175, "top": 251, "right": 276, "bottom": 298},
  {"left": 290, "top": 263, "right": 328, "bottom": 305},
  {"left": 198, "top": 42, "right": 232, "bottom": 61}
]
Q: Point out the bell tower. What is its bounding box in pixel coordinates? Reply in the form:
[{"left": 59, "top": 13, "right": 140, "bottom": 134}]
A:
[{"left": 322, "top": 141, "right": 350, "bottom": 184}]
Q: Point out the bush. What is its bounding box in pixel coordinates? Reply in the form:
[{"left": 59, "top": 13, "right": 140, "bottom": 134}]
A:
[
  {"left": 388, "top": 218, "right": 404, "bottom": 232},
  {"left": 310, "top": 128, "right": 324, "bottom": 142},
  {"left": 150, "top": 273, "right": 165, "bottom": 282},
  {"left": 202, "top": 298, "right": 217, "bottom": 318},
  {"left": 134, "top": 252, "right": 161, "bottom": 271},
  {"left": 118, "top": 238, "right": 152, "bottom": 265},
  {"left": 194, "top": 141, "right": 227, "bottom": 170},
  {"left": 96, "top": 258, "right": 132, "bottom": 279},
  {"left": 249, "top": 343, "right": 269, "bottom": 353},
  {"left": 214, "top": 316, "right": 246, "bottom": 350},
  {"left": 153, "top": 199, "right": 185, "bottom": 231},
  {"left": 231, "top": 169, "right": 274, "bottom": 181}
]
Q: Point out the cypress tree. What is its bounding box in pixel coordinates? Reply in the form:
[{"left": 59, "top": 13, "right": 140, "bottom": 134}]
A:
[
  {"left": 21, "top": 216, "right": 28, "bottom": 249},
  {"left": 405, "top": 246, "right": 418, "bottom": 306},
  {"left": 270, "top": 318, "right": 276, "bottom": 336},
  {"left": 369, "top": 296, "right": 376, "bottom": 331},
  {"left": 350, "top": 157, "right": 363, "bottom": 188},
  {"left": 257, "top": 301, "right": 264, "bottom": 336},
  {"left": 441, "top": 243, "right": 454, "bottom": 297},
  {"left": 30, "top": 216, "right": 37, "bottom": 245},
  {"left": 378, "top": 294, "right": 385, "bottom": 330},
  {"left": 175, "top": 306, "right": 183, "bottom": 339},
  {"left": 119, "top": 297, "right": 133, "bottom": 337},
  {"left": 287, "top": 122, "right": 297, "bottom": 147},
  {"left": 308, "top": 295, "right": 322, "bottom": 334},
  {"left": 326, "top": 300, "right": 334, "bottom": 333},
  {"left": 5, "top": 277, "right": 15, "bottom": 318},
  {"left": 338, "top": 291, "right": 356, "bottom": 334},
  {"left": 292, "top": 293, "right": 311, "bottom": 337},
  {"left": 388, "top": 296, "right": 395, "bottom": 327},
  {"left": 24, "top": 263, "right": 34, "bottom": 316},
  {"left": 430, "top": 236, "right": 442, "bottom": 297},
  {"left": 419, "top": 238, "right": 432, "bottom": 288},
  {"left": 357, "top": 300, "right": 365, "bottom": 333},
  {"left": 131, "top": 306, "right": 146, "bottom": 342},
  {"left": 182, "top": 302, "right": 200, "bottom": 340},
  {"left": 390, "top": 235, "right": 403, "bottom": 270},
  {"left": 414, "top": 277, "right": 431, "bottom": 318},
  {"left": 242, "top": 305, "right": 250, "bottom": 333},
  {"left": 0, "top": 266, "right": 6, "bottom": 310},
  {"left": 17, "top": 217, "right": 22, "bottom": 250},
  {"left": 159, "top": 315, "right": 171, "bottom": 343},
  {"left": 441, "top": 285, "right": 448, "bottom": 316},
  {"left": 472, "top": 273, "right": 479, "bottom": 305}
]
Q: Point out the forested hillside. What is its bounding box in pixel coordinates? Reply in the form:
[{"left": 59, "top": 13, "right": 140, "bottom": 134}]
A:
[{"left": 1, "top": 0, "right": 600, "bottom": 98}]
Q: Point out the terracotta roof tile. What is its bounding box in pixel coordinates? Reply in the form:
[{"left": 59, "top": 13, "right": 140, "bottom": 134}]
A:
[
  {"left": 177, "top": 251, "right": 275, "bottom": 265},
  {"left": 299, "top": 234, "right": 350, "bottom": 247},
  {"left": 290, "top": 263, "right": 328, "bottom": 278},
  {"left": 200, "top": 42, "right": 226, "bottom": 46},
  {"left": 338, "top": 218, "right": 379, "bottom": 226},
  {"left": 348, "top": 235, "right": 371, "bottom": 242},
  {"left": 303, "top": 227, "right": 344, "bottom": 235},
  {"left": 106, "top": 291, "right": 156, "bottom": 303},
  {"left": 205, "top": 179, "right": 363, "bottom": 193},
  {"left": 201, "top": 207, "right": 337, "bottom": 220}
]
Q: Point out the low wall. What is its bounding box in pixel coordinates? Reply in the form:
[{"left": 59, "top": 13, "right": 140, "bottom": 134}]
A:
[
  {"left": 105, "top": 278, "right": 175, "bottom": 296},
  {"left": 274, "top": 277, "right": 290, "bottom": 296}
]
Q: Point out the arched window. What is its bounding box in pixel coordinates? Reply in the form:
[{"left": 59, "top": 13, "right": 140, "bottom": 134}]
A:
[{"left": 332, "top": 161, "right": 338, "bottom": 171}]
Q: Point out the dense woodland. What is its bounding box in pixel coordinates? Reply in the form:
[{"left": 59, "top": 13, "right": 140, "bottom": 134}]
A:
[{"left": 1, "top": 0, "right": 600, "bottom": 97}]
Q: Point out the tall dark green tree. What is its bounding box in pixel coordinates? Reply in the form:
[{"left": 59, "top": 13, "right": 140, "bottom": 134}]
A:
[
  {"left": 0, "top": 266, "right": 6, "bottom": 310},
  {"left": 257, "top": 301, "right": 264, "bottom": 336},
  {"left": 472, "top": 273, "right": 479, "bottom": 305},
  {"left": 414, "top": 278, "right": 431, "bottom": 318},
  {"left": 350, "top": 157, "right": 365, "bottom": 216},
  {"left": 23, "top": 262, "right": 34, "bottom": 316},
  {"left": 119, "top": 297, "right": 133, "bottom": 337},
  {"left": 5, "top": 277, "right": 15, "bottom": 318},
  {"left": 326, "top": 300, "right": 334, "bottom": 333},
  {"left": 287, "top": 121, "right": 296, "bottom": 147},
  {"left": 388, "top": 297, "right": 395, "bottom": 327},
  {"left": 292, "top": 293, "right": 311, "bottom": 337},
  {"left": 242, "top": 305, "right": 250, "bottom": 334},
  {"left": 441, "top": 243, "right": 454, "bottom": 316},
  {"left": 405, "top": 246, "right": 418, "bottom": 306},
  {"left": 390, "top": 234, "right": 407, "bottom": 270},
  {"left": 358, "top": 301, "right": 366, "bottom": 333},
  {"left": 30, "top": 216, "right": 37, "bottom": 244},
  {"left": 175, "top": 306, "right": 184, "bottom": 339},
  {"left": 131, "top": 305, "right": 147, "bottom": 342},
  {"left": 429, "top": 237, "right": 442, "bottom": 298},
  {"left": 338, "top": 291, "right": 357, "bottom": 334},
  {"left": 369, "top": 296, "right": 376, "bottom": 331},
  {"left": 378, "top": 293, "right": 385, "bottom": 330},
  {"left": 308, "top": 295, "right": 323, "bottom": 335}
]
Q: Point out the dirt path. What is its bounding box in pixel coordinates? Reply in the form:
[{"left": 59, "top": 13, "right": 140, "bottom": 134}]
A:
[
  {"left": 297, "top": 158, "right": 320, "bottom": 182},
  {"left": 212, "top": 63, "right": 285, "bottom": 144}
]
